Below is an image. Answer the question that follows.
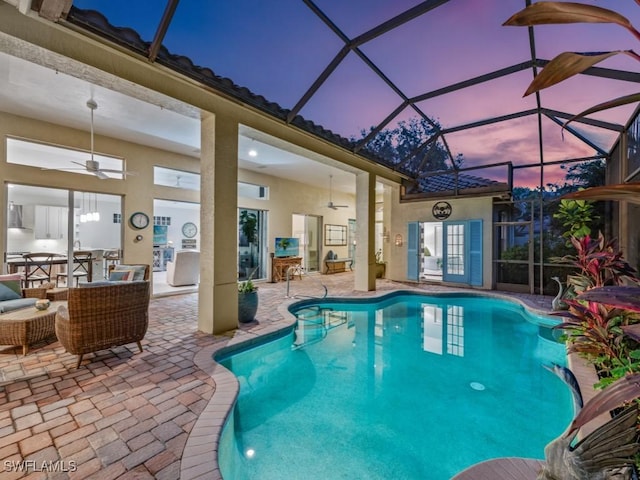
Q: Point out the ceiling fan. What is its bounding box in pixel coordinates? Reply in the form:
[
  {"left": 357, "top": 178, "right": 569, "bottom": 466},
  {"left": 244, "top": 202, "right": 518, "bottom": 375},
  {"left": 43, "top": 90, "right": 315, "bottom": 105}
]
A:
[
  {"left": 45, "top": 100, "right": 137, "bottom": 179},
  {"left": 325, "top": 174, "right": 349, "bottom": 210}
]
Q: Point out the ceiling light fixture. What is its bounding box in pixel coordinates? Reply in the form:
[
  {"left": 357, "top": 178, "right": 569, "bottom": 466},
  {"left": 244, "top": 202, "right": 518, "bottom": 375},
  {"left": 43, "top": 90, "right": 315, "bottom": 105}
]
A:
[{"left": 248, "top": 138, "right": 258, "bottom": 157}]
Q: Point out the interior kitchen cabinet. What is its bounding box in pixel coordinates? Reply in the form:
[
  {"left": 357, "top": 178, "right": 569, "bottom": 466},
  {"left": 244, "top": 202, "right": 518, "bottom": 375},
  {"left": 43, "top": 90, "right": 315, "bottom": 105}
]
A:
[{"left": 34, "top": 205, "right": 68, "bottom": 240}]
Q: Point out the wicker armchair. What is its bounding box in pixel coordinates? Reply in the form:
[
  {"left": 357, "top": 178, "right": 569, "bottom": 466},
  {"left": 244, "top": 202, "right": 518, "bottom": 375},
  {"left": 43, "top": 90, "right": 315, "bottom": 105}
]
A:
[{"left": 55, "top": 281, "right": 150, "bottom": 368}]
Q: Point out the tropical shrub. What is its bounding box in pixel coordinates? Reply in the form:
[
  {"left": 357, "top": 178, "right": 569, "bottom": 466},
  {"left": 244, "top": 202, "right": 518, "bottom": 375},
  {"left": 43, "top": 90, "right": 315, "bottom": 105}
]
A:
[
  {"left": 552, "top": 233, "right": 640, "bottom": 387},
  {"left": 552, "top": 232, "right": 639, "bottom": 297},
  {"left": 555, "top": 298, "right": 640, "bottom": 388},
  {"left": 552, "top": 198, "right": 597, "bottom": 244}
]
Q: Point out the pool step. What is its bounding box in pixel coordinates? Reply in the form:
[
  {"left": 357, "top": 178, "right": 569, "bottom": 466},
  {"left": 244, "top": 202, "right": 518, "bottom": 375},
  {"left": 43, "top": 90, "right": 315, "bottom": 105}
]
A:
[
  {"left": 292, "top": 307, "right": 348, "bottom": 349},
  {"left": 294, "top": 306, "right": 333, "bottom": 324}
]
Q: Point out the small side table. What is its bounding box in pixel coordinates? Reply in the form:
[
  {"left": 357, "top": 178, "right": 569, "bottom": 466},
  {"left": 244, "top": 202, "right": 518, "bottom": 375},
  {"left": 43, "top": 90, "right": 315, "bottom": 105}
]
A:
[{"left": 0, "top": 301, "right": 65, "bottom": 355}]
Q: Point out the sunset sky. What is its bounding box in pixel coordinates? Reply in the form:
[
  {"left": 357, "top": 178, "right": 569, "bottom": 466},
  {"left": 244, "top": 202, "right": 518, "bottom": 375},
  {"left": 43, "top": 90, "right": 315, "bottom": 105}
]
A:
[{"left": 73, "top": 0, "right": 640, "bottom": 187}]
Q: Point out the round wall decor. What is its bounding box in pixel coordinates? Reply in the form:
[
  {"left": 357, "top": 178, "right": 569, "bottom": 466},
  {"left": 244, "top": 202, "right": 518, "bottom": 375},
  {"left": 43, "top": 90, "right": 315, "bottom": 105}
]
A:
[
  {"left": 182, "top": 222, "right": 198, "bottom": 238},
  {"left": 432, "top": 201, "right": 452, "bottom": 220},
  {"left": 129, "top": 211, "right": 150, "bottom": 229}
]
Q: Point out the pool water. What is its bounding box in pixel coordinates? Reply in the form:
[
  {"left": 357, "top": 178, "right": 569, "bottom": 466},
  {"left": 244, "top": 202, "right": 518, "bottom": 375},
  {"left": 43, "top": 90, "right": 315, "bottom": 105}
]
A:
[{"left": 218, "top": 293, "right": 573, "bottom": 480}]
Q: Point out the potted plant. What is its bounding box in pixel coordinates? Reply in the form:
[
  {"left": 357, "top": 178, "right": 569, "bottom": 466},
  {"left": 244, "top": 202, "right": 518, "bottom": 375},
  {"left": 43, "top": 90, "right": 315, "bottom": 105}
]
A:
[
  {"left": 238, "top": 276, "right": 258, "bottom": 324},
  {"left": 375, "top": 249, "right": 386, "bottom": 279}
]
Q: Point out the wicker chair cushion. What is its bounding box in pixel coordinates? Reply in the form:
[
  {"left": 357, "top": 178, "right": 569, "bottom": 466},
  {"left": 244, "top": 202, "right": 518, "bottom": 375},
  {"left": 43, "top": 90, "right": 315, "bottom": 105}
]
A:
[
  {"left": 112, "top": 265, "right": 147, "bottom": 281},
  {"left": 78, "top": 280, "right": 131, "bottom": 288},
  {"left": 0, "top": 274, "right": 22, "bottom": 301},
  {"left": 0, "top": 298, "right": 37, "bottom": 313}
]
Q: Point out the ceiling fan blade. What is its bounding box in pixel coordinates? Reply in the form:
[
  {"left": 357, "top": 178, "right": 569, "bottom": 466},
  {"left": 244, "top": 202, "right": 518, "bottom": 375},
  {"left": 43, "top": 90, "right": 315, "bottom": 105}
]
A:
[
  {"left": 94, "top": 170, "right": 110, "bottom": 180},
  {"left": 334, "top": 205, "right": 349, "bottom": 208},
  {"left": 71, "top": 160, "right": 88, "bottom": 168}
]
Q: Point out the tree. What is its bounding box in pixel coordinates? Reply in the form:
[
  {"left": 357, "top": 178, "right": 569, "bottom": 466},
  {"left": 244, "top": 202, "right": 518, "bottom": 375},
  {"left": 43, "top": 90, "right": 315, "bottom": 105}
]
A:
[
  {"left": 356, "top": 117, "right": 463, "bottom": 174},
  {"left": 562, "top": 159, "right": 606, "bottom": 189},
  {"left": 553, "top": 198, "right": 598, "bottom": 243}
]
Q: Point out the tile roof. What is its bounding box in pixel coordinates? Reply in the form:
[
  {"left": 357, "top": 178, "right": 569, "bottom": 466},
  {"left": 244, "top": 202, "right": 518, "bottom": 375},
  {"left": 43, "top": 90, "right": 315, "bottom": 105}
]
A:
[
  {"left": 66, "top": 8, "right": 391, "bottom": 168},
  {"left": 402, "top": 172, "right": 507, "bottom": 198}
]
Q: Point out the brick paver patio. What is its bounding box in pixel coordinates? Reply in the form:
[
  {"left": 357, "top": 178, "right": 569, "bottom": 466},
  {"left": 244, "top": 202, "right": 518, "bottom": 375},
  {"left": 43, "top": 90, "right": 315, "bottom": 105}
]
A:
[{"left": 0, "top": 273, "right": 553, "bottom": 479}]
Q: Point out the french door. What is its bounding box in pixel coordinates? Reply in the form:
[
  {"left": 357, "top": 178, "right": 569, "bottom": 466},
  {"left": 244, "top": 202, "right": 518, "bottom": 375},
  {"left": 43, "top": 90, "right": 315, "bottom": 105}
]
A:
[{"left": 407, "top": 219, "right": 483, "bottom": 286}]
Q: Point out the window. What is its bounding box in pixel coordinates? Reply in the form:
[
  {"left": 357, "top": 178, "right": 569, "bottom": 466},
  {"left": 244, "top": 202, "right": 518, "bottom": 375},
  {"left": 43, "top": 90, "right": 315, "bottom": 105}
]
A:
[
  {"left": 154, "top": 166, "right": 200, "bottom": 190},
  {"left": 7, "top": 137, "right": 125, "bottom": 179},
  {"left": 239, "top": 181, "right": 269, "bottom": 200}
]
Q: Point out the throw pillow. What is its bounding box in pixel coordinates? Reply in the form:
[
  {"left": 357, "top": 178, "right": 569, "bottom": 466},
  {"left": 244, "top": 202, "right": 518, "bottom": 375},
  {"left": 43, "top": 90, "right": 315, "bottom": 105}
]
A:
[
  {"left": 108, "top": 269, "right": 135, "bottom": 282},
  {"left": 112, "top": 265, "right": 146, "bottom": 281},
  {"left": 0, "top": 274, "right": 22, "bottom": 300}
]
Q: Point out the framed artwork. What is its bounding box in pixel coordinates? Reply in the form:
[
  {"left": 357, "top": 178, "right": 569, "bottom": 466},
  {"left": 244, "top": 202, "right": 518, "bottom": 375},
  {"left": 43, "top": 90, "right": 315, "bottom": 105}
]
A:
[{"left": 324, "top": 224, "right": 347, "bottom": 246}]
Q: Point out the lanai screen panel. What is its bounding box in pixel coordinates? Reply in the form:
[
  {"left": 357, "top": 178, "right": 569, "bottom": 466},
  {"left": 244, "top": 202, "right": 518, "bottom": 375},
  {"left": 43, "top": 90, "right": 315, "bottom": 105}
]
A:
[{"left": 69, "top": 0, "right": 640, "bottom": 180}]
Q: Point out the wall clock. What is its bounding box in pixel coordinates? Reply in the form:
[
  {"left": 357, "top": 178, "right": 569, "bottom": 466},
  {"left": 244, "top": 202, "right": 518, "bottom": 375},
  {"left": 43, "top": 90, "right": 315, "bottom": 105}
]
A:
[
  {"left": 129, "top": 212, "right": 150, "bottom": 230},
  {"left": 182, "top": 222, "right": 198, "bottom": 238}
]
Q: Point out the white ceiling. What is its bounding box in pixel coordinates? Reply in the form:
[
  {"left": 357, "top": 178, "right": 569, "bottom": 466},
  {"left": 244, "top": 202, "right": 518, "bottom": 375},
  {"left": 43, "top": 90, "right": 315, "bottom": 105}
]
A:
[{"left": 0, "top": 48, "right": 363, "bottom": 194}]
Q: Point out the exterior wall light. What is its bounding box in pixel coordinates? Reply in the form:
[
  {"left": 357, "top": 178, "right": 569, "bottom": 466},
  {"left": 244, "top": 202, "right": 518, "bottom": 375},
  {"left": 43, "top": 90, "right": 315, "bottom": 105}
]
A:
[{"left": 395, "top": 234, "right": 403, "bottom": 246}]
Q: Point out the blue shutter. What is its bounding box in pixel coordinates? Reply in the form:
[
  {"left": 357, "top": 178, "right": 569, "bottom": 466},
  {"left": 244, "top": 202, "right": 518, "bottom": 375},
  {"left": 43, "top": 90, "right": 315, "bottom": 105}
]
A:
[
  {"left": 469, "top": 219, "right": 483, "bottom": 286},
  {"left": 407, "top": 222, "right": 420, "bottom": 281}
]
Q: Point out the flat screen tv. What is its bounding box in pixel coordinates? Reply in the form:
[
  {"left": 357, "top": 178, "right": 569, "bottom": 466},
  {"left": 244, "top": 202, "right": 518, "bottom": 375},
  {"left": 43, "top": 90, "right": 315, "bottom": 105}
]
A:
[{"left": 275, "top": 237, "right": 299, "bottom": 257}]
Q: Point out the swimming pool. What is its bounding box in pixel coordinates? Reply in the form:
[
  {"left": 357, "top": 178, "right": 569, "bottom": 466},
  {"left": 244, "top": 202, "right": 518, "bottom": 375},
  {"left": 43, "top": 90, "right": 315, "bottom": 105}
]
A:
[{"left": 217, "top": 292, "right": 573, "bottom": 479}]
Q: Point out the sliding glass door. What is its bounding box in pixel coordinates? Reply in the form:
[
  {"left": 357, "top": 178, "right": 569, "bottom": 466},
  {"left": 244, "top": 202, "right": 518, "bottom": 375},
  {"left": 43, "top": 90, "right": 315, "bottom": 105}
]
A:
[
  {"left": 5, "top": 184, "right": 122, "bottom": 282},
  {"left": 238, "top": 208, "right": 267, "bottom": 281},
  {"left": 292, "top": 214, "right": 321, "bottom": 272}
]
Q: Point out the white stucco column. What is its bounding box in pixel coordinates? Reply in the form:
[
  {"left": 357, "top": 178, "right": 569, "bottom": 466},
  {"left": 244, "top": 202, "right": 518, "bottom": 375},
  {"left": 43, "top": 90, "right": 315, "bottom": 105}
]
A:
[
  {"left": 354, "top": 171, "right": 376, "bottom": 291},
  {"left": 198, "top": 112, "right": 239, "bottom": 334}
]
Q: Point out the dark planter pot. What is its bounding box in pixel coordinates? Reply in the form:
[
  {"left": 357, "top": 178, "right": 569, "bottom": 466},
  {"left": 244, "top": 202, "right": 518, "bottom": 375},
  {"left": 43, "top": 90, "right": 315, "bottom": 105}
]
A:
[
  {"left": 375, "top": 263, "right": 386, "bottom": 279},
  {"left": 238, "top": 290, "right": 258, "bottom": 323}
]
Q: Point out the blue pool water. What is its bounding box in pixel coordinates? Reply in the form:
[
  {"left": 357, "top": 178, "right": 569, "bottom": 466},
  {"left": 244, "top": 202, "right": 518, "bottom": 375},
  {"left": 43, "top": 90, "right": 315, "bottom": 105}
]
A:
[{"left": 218, "top": 292, "right": 573, "bottom": 480}]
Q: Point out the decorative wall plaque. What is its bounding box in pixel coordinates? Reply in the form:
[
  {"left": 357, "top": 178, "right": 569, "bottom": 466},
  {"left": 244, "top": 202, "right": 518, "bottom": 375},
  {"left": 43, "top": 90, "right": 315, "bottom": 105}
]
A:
[{"left": 432, "top": 201, "right": 452, "bottom": 220}]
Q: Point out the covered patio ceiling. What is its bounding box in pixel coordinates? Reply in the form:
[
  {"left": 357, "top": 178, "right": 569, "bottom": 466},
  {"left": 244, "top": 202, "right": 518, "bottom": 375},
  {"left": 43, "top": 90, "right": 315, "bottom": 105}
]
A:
[{"left": 27, "top": 0, "right": 640, "bottom": 189}]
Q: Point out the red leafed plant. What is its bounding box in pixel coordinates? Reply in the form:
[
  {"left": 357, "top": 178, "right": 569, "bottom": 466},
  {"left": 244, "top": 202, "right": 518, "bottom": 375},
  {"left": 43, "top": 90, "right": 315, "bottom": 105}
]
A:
[
  {"left": 578, "top": 286, "right": 640, "bottom": 313},
  {"left": 555, "top": 299, "right": 636, "bottom": 358},
  {"left": 554, "top": 232, "right": 640, "bottom": 297},
  {"left": 552, "top": 233, "right": 640, "bottom": 387}
]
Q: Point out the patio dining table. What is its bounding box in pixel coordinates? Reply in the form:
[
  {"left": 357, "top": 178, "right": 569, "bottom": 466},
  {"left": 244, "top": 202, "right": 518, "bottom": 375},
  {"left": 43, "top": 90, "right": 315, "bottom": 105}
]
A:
[
  {"left": 5, "top": 255, "right": 93, "bottom": 283},
  {"left": 6, "top": 254, "right": 68, "bottom": 275}
]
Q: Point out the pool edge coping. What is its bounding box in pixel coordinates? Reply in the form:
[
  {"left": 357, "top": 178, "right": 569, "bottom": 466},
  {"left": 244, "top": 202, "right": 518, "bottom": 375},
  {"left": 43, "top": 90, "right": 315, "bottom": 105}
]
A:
[{"left": 181, "top": 300, "right": 299, "bottom": 480}]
